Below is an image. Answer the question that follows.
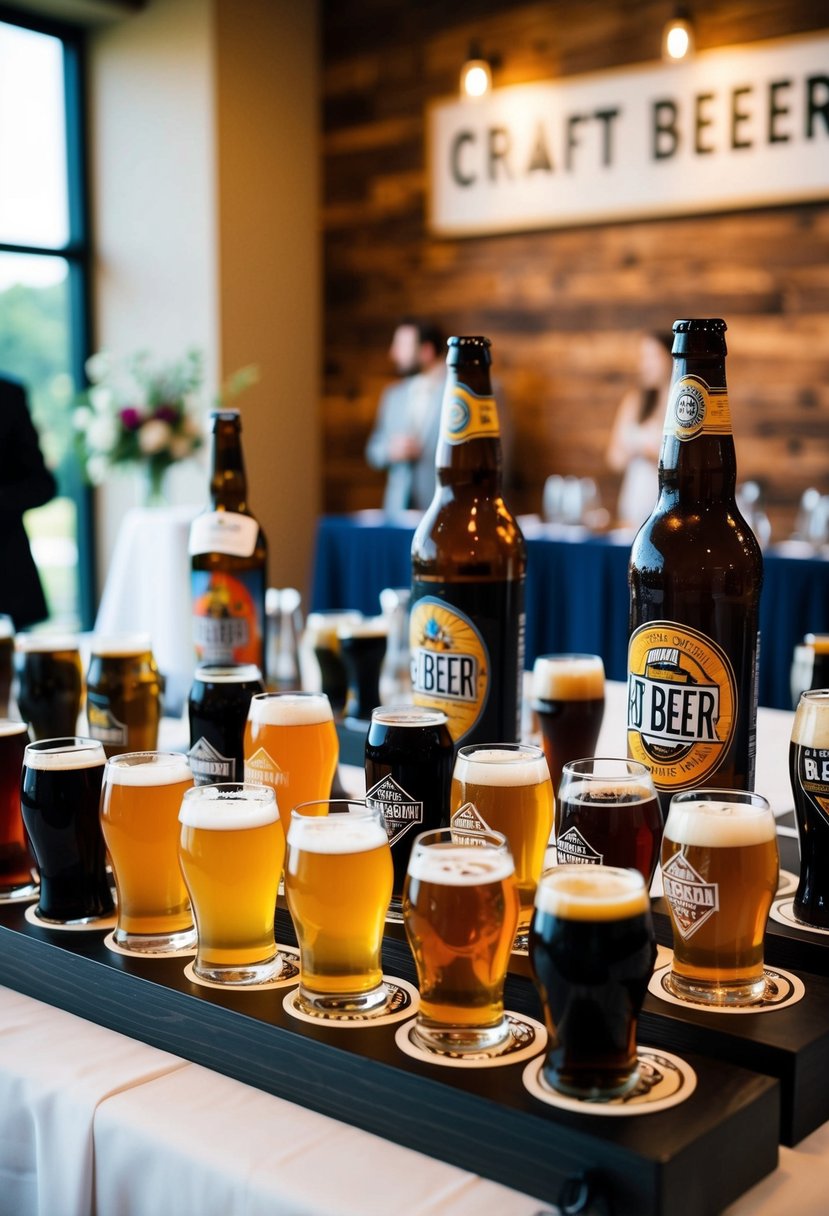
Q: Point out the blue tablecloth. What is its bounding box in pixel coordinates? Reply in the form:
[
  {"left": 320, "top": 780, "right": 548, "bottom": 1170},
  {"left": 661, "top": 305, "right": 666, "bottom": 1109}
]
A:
[{"left": 311, "top": 515, "right": 829, "bottom": 710}]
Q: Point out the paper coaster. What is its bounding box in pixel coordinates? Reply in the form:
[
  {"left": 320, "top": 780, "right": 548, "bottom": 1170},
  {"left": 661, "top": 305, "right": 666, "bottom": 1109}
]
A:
[
  {"left": 395, "top": 1011, "right": 546, "bottom": 1069},
  {"left": 282, "top": 976, "right": 418, "bottom": 1027},
  {"left": 648, "top": 959, "right": 805, "bottom": 1013},
  {"left": 776, "top": 870, "right": 799, "bottom": 898},
  {"left": 183, "top": 947, "right": 300, "bottom": 991},
  {"left": 385, "top": 908, "right": 404, "bottom": 925},
  {"left": 103, "top": 931, "right": 197, "bottom": 959},
  {"left": 523, "top": 1047, "right": 696, "bottom": 1116},
  {"left": 770, "top": 897, "right": 829, "bottom": 936},
  {"left": 24, "top": 904, "right": 116, "bottom": 932}
]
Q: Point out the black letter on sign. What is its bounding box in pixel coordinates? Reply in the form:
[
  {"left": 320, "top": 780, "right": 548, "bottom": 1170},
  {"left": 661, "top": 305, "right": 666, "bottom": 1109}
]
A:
[
  {"left": 594, "top": 107, "right": 621, "bottom": 167},
  {"left": 488, "top": 127, "right": 513, "bottom": 181},
  {"left": 695, "top": 93, "right": 715, "bottom": 155},
  {"left": 731, "top": 85, "right": 753, "bottom": 150},
  {"left": 451, "top": 131, "right": 476, "bottom": 187},
  {"left": 565, "top": 114, "right": 585, "bottom": 171},
  {"left": 653, "top": 100, "right": 679, "bottom": 159},
  {"left": 806, "top": 75, "right": 829, "bottom": 138},
  {"left": 768, "top": 79, "right": 792, "bottom": 143},
  {"left": 527, "top": 121, "right": 554, "bottom": 173}
]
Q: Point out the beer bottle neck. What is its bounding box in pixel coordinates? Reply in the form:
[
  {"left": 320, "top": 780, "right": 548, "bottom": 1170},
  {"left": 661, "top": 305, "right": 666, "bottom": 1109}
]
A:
[
  {"left": 434, "top": 364, "right": 503, "bottom": 492},
  {"left": 210, "top": 419, "right": 250, "bottom": 512},
  {"left": 658, "top": 353, "right": 737, "bottom": 504}
]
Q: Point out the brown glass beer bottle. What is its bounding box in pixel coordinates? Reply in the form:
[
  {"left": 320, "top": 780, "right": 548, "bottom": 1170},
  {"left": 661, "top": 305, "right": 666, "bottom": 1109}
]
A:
[
  {"left": 189, "top": 409, "right": 268, "bottom": 677},
  {"left": 627, "top": 319, "right": 763, "bottom": 808},
  {"left": 410, "top": 336, "right": 526, "bottom": 745}
]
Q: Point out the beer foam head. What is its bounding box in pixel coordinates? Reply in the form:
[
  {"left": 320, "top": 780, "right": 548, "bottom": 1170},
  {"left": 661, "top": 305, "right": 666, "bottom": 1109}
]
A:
[
  {"left": 16, "top": 633, "right": 79, "bottom": 654},
  {"left": 565, "top": 779, "right": 655, "bottom": 805},
  {"left": 371, "top": 708, "right": 447, "bottom": 729},
  {"left": 194, "top": 664, "right": 262, "bottom": 684},
  {"left": 793, "top": 689, "right": 829, "bottom": 750},
  {"left": 91, "top": 632, "right": 152, "bottom": 657},
  {"left": 179, "top": 783, "right": 278, "bottom": 830},
  {"left": 454, "top": 746, "right": 550, "bottom": 788},
  {"left": 0, "top": 720, "right": 28, "bottom": 738},
  {"left": 535, "top": 865, "right": 649, "bottom": 920},
  {"left": 337, "top": 617, "right": 388, "bottom": 640},
  {"left": 24, "top": 738, "right": 105, "bottom": 770},
  {"left": 305, "top": 611, "right": 361, "bottom": 649},
  {"left": 664, "top": 798, "right": 776, "bottom": 847},
  {"left": 249, "top": 692, "right": 333, "bottom": 726},
  {"left": 532, "top": 654, "right": 605, "bottom": 701},
  {"left": 287, "top": 811, "right": 388, "bottom": 859},
  {"left": 106, "top": 752, "right": 192, "bottom": 787},
  {"left": 407, "top": 843, "right": 515, "bottom": 886}
]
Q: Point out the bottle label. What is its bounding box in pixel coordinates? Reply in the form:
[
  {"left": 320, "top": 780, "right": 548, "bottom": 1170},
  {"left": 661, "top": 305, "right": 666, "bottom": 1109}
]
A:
[
  {"left": 409, "top": 596, "right": 489, "bottom": 742},
  {"left": 665, "top": 374, "right": 732, "bottom": 441},
  {"left": 627, "top": 621, "right": 737, "bottom": 791},
  {"left": 792, "top": 744, "right": 829, "bottom": 828},
  {"left": 86, "top": 696, "right": 128, "bottom": 746},
  {"left": 189, "top": 512, "right": 259, "bottom": 557},
  {"left": 662, "top": 852, "right": 719, "bottom": 939},
  {"left": 189, "top": 736, "right": 236, "bottom": 785},
  {"left": 366, "top": 775, "right": 423, "bottom": 846},
  {"left": 192, "top": 569, "right": 265, "bottom": 666},
  {"left": 441, "top": 383, "right": 500, "bottom": 445}
]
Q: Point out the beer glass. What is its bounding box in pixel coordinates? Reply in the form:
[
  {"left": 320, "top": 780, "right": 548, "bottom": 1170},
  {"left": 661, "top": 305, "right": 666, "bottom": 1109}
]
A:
[
  {"left": 101, "top": 752, "right": 195, "bottom": 953},
  {"left": 661, "top": 789, "right": 778, "bottom": 1005},
  {"left": 16, "top": 635, "right": 83, "bottom": 741},
  {"left": 285, "top": 799, "right": 393, "bottom": 1016},
  {"left": 365, "top": 707, "right": 454, "bottom": 912},
  {"left": 790, "top": 689, "right": 829, "bottom": 927},
  {"left": 86, "top": 633, "right": 161, "bottom": 757},
  {"left": 20, "top": 737, "right": 112, "bottom": 924},
  {"left": 337, "top": 618, "right": 387, "bottom": 721},
  {"left": 451, "top": 743, "right": 554, "bottom": 947},
  {"left": 403, "top": 827, "right": 519, "bottom": 1054},
  {"left": 530, "top": 865, "right": 656, "bottom": 1099},
  {"left": 0, "top": 720, "right": 37, "bottom": 900},
  {"left": 188, "top": 664, "right": 264, "bottom": 785},
  {"left": 302, "top": 611, "right": 361, "bottom": 715},
  {"left": 0, "top": 616, "right": 14, "bottom": 716},
  {"left": 243, "top": 691, "right": 338, "bottom": 834},
  {"left": 556, "top": 758, "right": 663, "bottom": 884},
  {"left": 178, "top": 782, "right": 285, "bottom": 985},
  {"left": 531, "top": 654, "right": 605, "bottom": 796}
]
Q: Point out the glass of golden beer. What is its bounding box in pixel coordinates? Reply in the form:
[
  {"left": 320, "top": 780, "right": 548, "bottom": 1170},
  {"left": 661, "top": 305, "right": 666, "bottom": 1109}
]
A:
[
  {"left": 530, "top": 865, "right": 656, "bottom": 1098},
  {"left": 101, "top": 751, "right": 195, "bottom": 953},
  {"left": 661, "top": 789, "right": 779, "bottom": 1006},
  {"left": 178, "top": 782, "right": 286, "bottom": 985},
  {"left": 403, "top": 827, "right": 519, "bottom": 1054},
  {"left": 243, "top": 692, "right": 338, "bottom": 835},
  {"left": 451, "top": 743, "right": 553, "bottom": 949},
  {"left": 531, "top": 653, "right": 605, "bottom": 797},
  {"left": 285, "top": 799, "right": 393, "bottom": 1016}
]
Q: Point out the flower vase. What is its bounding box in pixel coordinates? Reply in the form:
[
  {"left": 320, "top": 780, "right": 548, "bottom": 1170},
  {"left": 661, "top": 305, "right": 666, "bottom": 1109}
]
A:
[{"left": 143, "top": 462, "right": 169, "bottom": 508}]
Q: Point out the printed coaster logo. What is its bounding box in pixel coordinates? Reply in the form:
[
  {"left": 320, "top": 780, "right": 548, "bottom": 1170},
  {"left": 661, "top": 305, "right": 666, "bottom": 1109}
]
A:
[
  {"left": 189, "top": 736, "right": 235, "bottom": 783},
  {"left": 366, "top": 775, "right": 423, "bottom": 845},
  {"left": 410, "top": 596, "right": 488, "bottom": 742},
  {"left": 244, "top": 747, "right": 284, "bottom": 786},
  {"left": 662, "top": 852, "right": 719, "bottom": 940},
  {"left": 450, "top": 801, "right": 493, "bottom": 844},
  {"left": 627, "top": 622, "right": 736, "bottom": 791},
  {"left": 556, "top": 826, "right": 602, "bottom": 865}
]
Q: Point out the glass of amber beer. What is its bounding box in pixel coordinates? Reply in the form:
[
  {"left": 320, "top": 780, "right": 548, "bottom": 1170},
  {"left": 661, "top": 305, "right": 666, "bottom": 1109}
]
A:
[
  {"left": 403, "top": 827, "right": 519, "bottom": 1054},
  {"left": 178, "top": 782, "right": 286, "bottom": 985},
  {"left": 531, "top": 654, "right": 605, "bottom": 797},
  {"left": 661, "top": 789, "right": 778, "bottom": 1006},
  {"left": 0, "top": 720, "right": 37, "bottom": 900},
  {"left": 101, "top": 752, "right": 195, "bottom": 953},
  {"left": 285, "top": 799, "right": 393, "bottom": 1016},
  {"left": 243, "top": 692, "right": 338, "bottom": 835},
  {"left": 451, "top": 743, "right": 553, "bottom": 949},
  {"left": 556, "top": 758, "right": 662, "bottom": 885},
  {"left": 530, "top": 865, "right": 656, "bottom": 1098}
]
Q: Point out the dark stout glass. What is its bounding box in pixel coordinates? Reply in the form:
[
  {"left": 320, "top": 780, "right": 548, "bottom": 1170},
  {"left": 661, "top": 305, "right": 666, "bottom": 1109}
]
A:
[
  {"left": 86, "top": 634, "right": 161, "bottom": 757},
  {"left": 364, "top": 707, "right": 454, "bottom": 907},
  {"left": 0, "top": 720, "right": 36, "bottom": 898},
  {"left": 531, "top": 653, "right": 605, "bottom": 796},
  {"left": 790, "top": 689, "right": 829, "bottom": 928},
  {"left": 556, "top": 758, "right": 663, "bottom": 885},
  {"left": 188, "top": 664, "right": 265, "bottom": 785},
  {"left": 16, "top": 636, "right": 83, "bottom": 741},
  {"left": 338, "top": 620, "right": 387, "bottom": 721}
]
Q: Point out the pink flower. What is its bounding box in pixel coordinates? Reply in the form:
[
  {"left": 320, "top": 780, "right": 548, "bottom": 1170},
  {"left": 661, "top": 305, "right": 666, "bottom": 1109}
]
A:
[
  {"left": 154, "top": 405, "right": 178, "bottom": 424},
  {"left": 120, "top": 407, "right": 143, "bottom": 430}
]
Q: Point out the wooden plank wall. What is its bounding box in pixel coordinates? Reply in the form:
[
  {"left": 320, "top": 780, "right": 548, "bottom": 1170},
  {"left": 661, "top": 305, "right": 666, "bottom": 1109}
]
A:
[{"left": 321, "top": 0, "right": 829, "bottom": 537}]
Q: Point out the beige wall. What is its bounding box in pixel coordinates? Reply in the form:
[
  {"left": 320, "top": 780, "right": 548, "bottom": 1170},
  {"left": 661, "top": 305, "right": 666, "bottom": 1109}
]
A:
[{"left": 88, "top": 0, "right": 320, "bottom": 600}]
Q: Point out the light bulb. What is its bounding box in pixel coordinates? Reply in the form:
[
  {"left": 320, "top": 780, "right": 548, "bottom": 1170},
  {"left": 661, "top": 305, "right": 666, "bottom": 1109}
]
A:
[
  {"left": 662, "top": 14, "right": 695, "bottom": 62},
  {"left": 460, "top": 59, "right": 492, "bottom": 98}
]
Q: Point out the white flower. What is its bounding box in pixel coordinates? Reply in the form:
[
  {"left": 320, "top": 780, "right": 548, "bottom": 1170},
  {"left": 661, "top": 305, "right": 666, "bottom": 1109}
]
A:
[
  {"left": 87, "top": 415, "right": 118, "bottom": 452},
  {"left": 85, "top": 351, "right": 112, "bottom": 384},
  {"left": 87, "top": 454, "right": 109, "bottom": 484},
  {"left": 138, "top": 419, "right": 172, "bottom": 455},
  {"left": 72, "top": 406, "right": 93, "bottom": 431},
  {"left": 183, "top": 412, "right": 204, "bottom": 438},
  {"left": 89, "top": 386, "right": 113, "bottom": 414},
  {"left": 169, "top": 435, "right": 194, "bottom": 460}
]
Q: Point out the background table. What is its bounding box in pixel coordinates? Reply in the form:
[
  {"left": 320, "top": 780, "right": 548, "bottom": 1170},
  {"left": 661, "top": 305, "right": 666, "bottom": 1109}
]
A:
[{"left": 311, "top": 514, "right": 829, "bottom": 710}]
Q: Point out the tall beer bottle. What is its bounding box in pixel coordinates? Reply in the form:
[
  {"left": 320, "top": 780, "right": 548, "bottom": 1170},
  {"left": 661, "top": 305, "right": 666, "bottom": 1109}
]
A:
[
  {"left": 410, "top": 336, "right": 526, "bottom": 745},
  {"left": 189, "top": 409, "right": 268, "bottom": 675},
  {"left": 627, "top": 319, "right": 763, "bottom": 808}
]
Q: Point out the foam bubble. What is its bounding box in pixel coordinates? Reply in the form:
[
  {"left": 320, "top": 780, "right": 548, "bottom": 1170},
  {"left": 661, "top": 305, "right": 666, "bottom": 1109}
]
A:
[
  {"left": 664, "top": 799, "right": 776, "bottom": 848},
  {"left": 25, "top": 741, "right": 105, "bottom": 771},
  {"left": 179, "top": 787, "right": 278, "bottom": 831},
  {"left": 91, "top": 633, "right": 152, "bottom": 657},
  {"left": 792, "top": 691, "right": 829, "bottom": 750},
  {"left": 533, "top": 655, "right": 604, "bottom": 701},
  {"left": 16, "top": 634, "right": 79, "bottom": 654},
  {"left": 106, "top": 753, "right": 192, "bottom": 787},
  {"left": 248, "top": 693, "right": 333, "bottom": 727},
  {"left": 535, "top": 866, "right": 649, "bottom": 920},
  {"left": 287, "top": 814, "right": 388, "bottom": 856},
  {"left": 194, "top": 665, "right": 262, "bottom": 684},
  {"left": 407, "top": 844, "right": 515, "bottom": 886},
  {"left": 454, "top": 748, "right": 550, "bottom": 789}
]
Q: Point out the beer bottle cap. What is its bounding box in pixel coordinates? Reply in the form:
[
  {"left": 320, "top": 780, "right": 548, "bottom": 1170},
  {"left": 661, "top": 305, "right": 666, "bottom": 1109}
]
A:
[
  {"left": 446, "top": 335, "right": 492, "bottom": 367},
  {"left": 671, "top": 318, "right": 727, "bottom": 357},
  {"left": 210, "top": 408, "right": 241, "bottom": 427}
]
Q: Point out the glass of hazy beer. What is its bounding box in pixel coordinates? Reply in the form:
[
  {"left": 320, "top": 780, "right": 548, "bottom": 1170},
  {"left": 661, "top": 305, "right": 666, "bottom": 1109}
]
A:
[
  {"left": 403, "top": 827, "right": 519, "bottom": 1054},
  {"left": 285, "top": 799, "right": 393, "bottom": 1017},
  {"left": 86, "top": 634, "right": 161, "bottom": 758},
  {"left": 661, "top": 789, "right": 778, "bottom": 1006},
  {"left": 101, "top": 752, "right": 195, "bottom": 953},
  {"left": 15, "top": 635, "right": 83, "bottom": 741},
  {"left": 20, "top": 737, "right": 112, "bottom": 924},
  {"left": 451, "top": 743, "right": 554, "bottom": 949},
  {"left": 178, "top": 782, "right": 286, "bottom": 985},
  {"left": 790, "top": 689, "right": 829, "bottom": 928},
  {"left": 530, "top": 865, "right": 656, "bottom": 1099},
  {"left": 531, "top": 654, "right": 605, "bottom": 797},
  {"left": 556, "top": 758, "right": 662, "bottom": 885},
  {"left": 0, "top": 720, "right": 37, "bottom": 900},
  {"left": 243, "top": 692, "right": 338, "bottom": 836}
]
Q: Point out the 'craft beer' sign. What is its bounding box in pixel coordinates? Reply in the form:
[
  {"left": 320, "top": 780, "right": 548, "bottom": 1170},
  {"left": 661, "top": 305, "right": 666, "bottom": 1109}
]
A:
[{"left": 428, "top": 33, "right": 829, "bottom": 235}]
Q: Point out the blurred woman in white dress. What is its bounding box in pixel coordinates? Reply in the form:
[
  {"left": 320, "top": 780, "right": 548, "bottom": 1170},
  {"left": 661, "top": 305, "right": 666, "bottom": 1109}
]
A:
[{"left": 606, "top": 332, "right": 674, "bottom": 531}]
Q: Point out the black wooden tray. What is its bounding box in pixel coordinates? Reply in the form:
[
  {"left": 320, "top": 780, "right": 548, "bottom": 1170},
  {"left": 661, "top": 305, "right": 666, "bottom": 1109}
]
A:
[{"left": 0, "top": 901, "right": 778, "bottom": 1216}]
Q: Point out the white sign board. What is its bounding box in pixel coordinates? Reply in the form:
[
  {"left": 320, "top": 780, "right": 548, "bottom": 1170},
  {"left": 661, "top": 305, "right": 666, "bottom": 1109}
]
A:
[{"left": 429, "top": 33, "right": 829, "bottom": 235}]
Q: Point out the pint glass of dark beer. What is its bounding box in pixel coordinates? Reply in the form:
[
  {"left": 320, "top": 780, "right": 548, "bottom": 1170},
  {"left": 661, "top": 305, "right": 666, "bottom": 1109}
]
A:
[
  {"left": 337, "top": 618, "right": 387, "bottom": 721},
  {"left": 531, "top": 654, "right": 605, "bottom": 796},
  {"left": 0, "top": 616, "right": 14, "bottom": 717},
  {"left": 86, "top": 633, "right": 161, "bottom": 757},
  {"left": 188, "top": 664, "right": 264, "bottom": 785},
  {"left": 20, "top": 737, "right": 112, "bottom": 924},
  {"left": 790, "top": 689, "right": 829, "bottom": 928},
  {"left": 16, "top": 635, "right": 83, "bottom": 741},
  {"left": 556, "top": 758, "right": 662, "bottom": 885},
  {"left": 0, "top": 720, "right": 36, "bottom": 900},
  {"left": 365, "top": 707, "right": 454, "bottom": 913},
  {"left": 530, "top": 865, "right": 656, "bottom": 1099}
]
